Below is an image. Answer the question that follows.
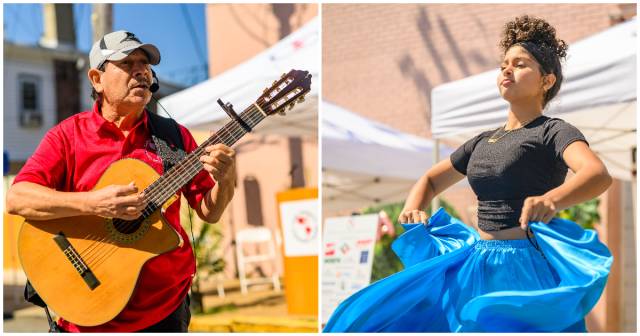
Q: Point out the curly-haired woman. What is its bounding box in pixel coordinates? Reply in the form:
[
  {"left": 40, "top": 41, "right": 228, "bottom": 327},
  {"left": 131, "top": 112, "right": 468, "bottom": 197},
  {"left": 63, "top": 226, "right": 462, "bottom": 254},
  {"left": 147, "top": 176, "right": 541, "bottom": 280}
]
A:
[{"left": 324, "top": 15, "right": 613, "bottom": 332}]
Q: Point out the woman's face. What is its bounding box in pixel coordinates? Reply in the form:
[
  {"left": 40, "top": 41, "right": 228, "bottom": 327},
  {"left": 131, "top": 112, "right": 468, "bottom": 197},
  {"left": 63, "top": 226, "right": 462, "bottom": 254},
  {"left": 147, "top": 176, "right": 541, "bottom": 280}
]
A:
[{"left": 497, "top": 45, "right": 547, "bottom": 106}]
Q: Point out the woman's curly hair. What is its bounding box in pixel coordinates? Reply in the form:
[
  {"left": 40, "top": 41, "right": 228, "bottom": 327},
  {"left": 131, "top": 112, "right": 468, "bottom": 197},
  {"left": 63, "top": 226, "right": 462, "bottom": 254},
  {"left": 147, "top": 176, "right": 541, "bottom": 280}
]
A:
[{"left": 499, "top": 15, "right": 568, "bottom": 107}]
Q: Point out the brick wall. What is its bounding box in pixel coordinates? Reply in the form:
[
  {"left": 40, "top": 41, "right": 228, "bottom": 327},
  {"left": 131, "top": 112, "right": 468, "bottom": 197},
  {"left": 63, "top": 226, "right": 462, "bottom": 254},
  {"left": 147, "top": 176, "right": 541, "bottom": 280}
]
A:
[{"left": 323, "top": 3, "right": 635, "bottom": 138}]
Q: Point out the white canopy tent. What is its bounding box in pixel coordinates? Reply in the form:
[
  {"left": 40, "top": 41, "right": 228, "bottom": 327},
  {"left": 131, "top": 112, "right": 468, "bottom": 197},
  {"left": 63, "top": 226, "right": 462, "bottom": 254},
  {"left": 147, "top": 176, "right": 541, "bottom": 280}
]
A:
[
  {"left": 431, "top": 17, "right": 637, "bottom": 182},
  {"left": 322, "top": 101, "right": 455, "bottom": 215},
  {"left": 158, "top": 17, "right": 319, "bottom": 137}
]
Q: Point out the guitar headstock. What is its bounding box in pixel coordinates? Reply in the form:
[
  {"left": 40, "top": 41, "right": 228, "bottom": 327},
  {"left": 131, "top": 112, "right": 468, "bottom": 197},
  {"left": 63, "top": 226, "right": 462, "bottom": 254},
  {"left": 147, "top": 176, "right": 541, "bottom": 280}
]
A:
[{"left": 256, "top": 69, "right": 312, "bottom": 116}]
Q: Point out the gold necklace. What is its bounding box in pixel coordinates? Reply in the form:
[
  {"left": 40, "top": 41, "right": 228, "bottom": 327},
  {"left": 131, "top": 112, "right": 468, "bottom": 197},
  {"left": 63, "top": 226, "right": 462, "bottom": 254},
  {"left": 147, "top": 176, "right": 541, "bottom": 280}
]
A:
[{"left": 487, "top": 116, "right": 539, "bottom": 143}]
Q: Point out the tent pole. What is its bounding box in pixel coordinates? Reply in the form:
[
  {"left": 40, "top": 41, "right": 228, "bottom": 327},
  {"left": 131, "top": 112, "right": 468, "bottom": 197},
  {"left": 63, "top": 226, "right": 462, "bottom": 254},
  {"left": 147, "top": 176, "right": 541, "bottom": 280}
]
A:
[{"left": 431, "top": 139, "right": 440, "bottom": 213}]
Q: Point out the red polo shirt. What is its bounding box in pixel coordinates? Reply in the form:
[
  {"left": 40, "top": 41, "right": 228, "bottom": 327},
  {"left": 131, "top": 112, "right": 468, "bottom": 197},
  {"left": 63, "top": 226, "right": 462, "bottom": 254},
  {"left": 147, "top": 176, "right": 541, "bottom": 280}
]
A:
[{"left": 13, "top": 102, "right": 215, "bottom": 332}]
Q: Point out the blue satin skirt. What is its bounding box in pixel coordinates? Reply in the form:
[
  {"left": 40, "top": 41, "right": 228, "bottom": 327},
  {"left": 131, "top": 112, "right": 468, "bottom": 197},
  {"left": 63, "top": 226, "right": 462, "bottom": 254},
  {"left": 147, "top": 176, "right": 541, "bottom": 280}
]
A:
[{"left": 323, "top": 208, "right": 612, "bottom": 332}]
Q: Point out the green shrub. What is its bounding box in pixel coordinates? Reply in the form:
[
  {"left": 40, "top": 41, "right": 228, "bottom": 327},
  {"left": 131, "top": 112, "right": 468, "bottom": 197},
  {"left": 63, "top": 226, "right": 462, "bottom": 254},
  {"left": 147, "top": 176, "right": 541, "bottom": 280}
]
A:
[{"left": 362, "top": 200, "right": 460, "bottom": 282}]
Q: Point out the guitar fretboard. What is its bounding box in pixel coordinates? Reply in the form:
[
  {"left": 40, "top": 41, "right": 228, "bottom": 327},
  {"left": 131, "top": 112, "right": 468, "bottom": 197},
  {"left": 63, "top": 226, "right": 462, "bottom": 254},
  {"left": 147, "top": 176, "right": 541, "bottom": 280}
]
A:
[{"left": 144, "top": 105, "right": 265, "bottom": 212}]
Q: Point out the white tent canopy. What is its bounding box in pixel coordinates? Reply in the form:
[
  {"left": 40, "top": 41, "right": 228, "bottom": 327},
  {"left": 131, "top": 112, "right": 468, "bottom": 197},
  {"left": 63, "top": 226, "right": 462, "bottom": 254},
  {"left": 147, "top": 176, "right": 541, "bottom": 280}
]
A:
[
  {"left": 431, "top": 18, "right": 637, "bottom": 181},
  {"left": 323, "top": 101, "right": 455, "bottom": 214},
  {"left": 159, "top": 17, "right": 319, "bottom": 137}
]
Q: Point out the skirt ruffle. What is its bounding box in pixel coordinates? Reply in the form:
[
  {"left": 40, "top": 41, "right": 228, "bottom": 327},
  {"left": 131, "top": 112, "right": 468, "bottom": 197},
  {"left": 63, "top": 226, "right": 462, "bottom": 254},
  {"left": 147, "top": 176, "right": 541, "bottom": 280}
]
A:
[{"left": 323, "top": 208, "right": 613, "bottom": 332}]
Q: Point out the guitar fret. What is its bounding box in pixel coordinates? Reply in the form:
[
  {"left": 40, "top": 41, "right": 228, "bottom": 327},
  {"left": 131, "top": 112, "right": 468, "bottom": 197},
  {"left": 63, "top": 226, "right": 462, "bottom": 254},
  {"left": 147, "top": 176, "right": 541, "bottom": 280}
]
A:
[{"left": 145, "top": 106, "right": 266, "bottom": 209}]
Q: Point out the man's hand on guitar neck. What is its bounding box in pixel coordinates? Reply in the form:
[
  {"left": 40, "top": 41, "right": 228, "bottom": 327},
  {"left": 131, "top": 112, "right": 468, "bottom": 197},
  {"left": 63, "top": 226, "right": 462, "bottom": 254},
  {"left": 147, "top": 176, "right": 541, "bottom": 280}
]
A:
[
  {"left": 199, "top": 144, "right": 236, "bottom": 184},
  {"left": 196, "top": 144, "right": 236, "bottom": 223}
]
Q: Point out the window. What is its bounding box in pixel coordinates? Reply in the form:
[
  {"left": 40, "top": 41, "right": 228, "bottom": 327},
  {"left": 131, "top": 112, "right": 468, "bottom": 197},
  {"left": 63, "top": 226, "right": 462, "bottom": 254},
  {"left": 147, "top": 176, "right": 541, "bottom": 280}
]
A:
[{"left": 18, "top": 74, "right": 43, "bottom": 128}]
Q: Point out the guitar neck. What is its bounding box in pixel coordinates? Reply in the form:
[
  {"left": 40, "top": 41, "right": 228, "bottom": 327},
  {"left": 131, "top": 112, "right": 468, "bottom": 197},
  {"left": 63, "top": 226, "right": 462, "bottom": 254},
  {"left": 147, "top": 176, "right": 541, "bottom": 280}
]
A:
[{"left": 144, "top": 104, "right": 266, "bottom": 210}]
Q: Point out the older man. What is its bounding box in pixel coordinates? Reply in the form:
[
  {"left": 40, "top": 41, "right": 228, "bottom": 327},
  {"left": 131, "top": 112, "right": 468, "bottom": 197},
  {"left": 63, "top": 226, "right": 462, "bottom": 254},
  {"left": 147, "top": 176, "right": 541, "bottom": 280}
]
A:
[{"left": 6, "top": 31, "right": 235, "bottom": 332}]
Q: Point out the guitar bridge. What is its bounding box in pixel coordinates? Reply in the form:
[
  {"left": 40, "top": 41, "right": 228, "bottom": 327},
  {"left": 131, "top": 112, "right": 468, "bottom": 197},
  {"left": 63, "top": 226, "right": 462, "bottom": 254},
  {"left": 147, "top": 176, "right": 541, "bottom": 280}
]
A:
[{"left": 53, "top": 232, "right": 100, "bottom": 290}]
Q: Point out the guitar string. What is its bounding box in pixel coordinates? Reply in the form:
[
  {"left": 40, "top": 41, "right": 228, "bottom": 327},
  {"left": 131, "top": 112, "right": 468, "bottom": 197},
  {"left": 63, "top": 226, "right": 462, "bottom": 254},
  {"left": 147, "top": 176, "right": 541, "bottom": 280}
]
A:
[
  {"left": 84, "top": 114, "right": 258, "bottom": 268},
  {"left": 85, "top": 80, "right": 306, "bottom": 266},
  {"left": 86, "top": 109, "right": 266, "bottom": 269},
  {"left": 83, "top": 108, "right": 262, "bottom": 267},
  {"left": 79, "top": 103, "right": 262, "bottom": 257},
  {"left": 82, "top": 105, "right": 262, "bottom": 266},
  {"left": 81, "top": 105, "right": 267, "bottom": 269}
]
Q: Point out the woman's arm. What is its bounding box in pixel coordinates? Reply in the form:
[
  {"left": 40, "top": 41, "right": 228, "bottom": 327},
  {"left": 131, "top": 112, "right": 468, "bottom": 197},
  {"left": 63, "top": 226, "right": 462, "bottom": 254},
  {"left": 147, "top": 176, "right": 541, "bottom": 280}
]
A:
[
  {"left": 519, "top": 141, "right": 612, "bottom": 228},
  {"left": 399, "top": 158, "right": 465, "bottom": 224}
]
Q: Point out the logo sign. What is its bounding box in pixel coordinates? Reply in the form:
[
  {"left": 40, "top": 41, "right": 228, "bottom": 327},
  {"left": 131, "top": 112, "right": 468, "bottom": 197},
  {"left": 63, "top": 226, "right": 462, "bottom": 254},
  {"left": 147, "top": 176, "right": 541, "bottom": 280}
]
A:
[
  {"left": 291, "top": 210, "right": 317, "bottom": 242},
  {"left": 279, "top": 199, "right": 318, "bottom": 257}
]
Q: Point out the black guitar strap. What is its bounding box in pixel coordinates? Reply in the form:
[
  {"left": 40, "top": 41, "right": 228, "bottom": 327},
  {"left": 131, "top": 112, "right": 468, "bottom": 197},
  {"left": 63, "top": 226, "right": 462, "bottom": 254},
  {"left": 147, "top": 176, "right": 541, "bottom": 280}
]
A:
[
  {"left": 145, "top": 110, "right": 186, "bottom": 172},
  {"left": 146, "top": 110, "right": 200, "bottom": 299},
  {"left": 23, "top": 281, "right": 60, "bottom": 332}
]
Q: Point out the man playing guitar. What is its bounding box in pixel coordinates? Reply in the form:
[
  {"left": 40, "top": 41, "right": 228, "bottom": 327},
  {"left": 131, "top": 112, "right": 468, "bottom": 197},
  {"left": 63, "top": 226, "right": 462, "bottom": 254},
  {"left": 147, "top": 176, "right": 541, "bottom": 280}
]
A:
[{"left": 6, "top": 30, "right": 235, "bottom": 332}]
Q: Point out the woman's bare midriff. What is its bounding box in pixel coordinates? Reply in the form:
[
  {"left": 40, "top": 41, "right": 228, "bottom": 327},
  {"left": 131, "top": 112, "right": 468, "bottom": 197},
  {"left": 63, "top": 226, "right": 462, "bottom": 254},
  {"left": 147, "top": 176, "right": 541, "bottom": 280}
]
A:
[{"left": 478, "top": 225, "right": 529, "bottom": 240}]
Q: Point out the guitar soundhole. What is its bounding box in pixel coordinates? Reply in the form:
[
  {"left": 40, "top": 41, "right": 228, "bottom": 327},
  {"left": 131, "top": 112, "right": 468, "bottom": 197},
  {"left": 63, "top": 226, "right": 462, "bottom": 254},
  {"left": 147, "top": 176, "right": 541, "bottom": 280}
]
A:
[{"left": 112, "top": 218, "right": 143, "bottom": 234}]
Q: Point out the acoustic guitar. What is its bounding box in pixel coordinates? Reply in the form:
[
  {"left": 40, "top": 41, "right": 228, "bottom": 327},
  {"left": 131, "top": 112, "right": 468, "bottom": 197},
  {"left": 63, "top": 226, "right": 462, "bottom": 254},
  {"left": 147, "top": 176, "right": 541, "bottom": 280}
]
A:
[{"left": 17, "top": 69, "right": 312, "bottom": 326}]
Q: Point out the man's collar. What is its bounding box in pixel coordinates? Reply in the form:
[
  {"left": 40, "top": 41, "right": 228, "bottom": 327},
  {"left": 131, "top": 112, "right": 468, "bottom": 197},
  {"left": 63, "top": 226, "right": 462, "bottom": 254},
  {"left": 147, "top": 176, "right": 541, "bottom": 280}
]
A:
[{"left": 89, "top": 101, "right": 150, "bottom": 133}]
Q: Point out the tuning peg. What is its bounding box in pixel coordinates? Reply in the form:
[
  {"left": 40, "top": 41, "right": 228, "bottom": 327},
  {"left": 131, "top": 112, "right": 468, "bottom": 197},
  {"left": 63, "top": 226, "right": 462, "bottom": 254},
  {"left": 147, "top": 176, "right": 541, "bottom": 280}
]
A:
[
  {"left": 288, "top": 103, "right": 296, "bottom": 111},
  {"left": 263, "top": 88, "right": 269, "bottom": 93},
  {"left": 297, "top": 96, "right": 305, "bottom": 103},
  {"left": 281, "top": 73, "right": 286, "bottom": 78},
  {"left": 279, "top": 110, "right": 286, "bottom": 116}
]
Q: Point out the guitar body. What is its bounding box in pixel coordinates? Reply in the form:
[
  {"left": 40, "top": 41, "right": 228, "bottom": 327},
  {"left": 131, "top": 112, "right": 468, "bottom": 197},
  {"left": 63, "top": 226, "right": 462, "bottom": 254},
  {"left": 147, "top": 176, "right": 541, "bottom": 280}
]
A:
[{"left": 18, "top": 158, "right": 182, "bottom": 326}]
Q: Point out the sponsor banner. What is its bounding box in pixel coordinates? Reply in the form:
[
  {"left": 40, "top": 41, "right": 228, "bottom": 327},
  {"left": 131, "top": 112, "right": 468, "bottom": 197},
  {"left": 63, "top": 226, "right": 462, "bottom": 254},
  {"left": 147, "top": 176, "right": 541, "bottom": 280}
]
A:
[{"left": 321, "top": 214, "right": 378, "bottom": 324}]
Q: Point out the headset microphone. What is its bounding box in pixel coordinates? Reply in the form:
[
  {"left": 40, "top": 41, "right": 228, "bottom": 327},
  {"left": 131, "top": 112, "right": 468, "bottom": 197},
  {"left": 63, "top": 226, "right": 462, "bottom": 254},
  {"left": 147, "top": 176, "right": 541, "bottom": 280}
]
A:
[{"left": 150, "top": 68, "right": 159, "bottom": 93}]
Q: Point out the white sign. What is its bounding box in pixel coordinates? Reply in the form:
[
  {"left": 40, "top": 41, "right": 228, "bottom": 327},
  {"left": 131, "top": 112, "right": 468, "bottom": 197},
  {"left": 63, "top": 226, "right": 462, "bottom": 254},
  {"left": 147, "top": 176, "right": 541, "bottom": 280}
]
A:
[
  {"left": 279, "top": 199, "right": 319, "bottom": 257},
  {"left": 321, "top": 214, "right": 379, "bottom": 324}
]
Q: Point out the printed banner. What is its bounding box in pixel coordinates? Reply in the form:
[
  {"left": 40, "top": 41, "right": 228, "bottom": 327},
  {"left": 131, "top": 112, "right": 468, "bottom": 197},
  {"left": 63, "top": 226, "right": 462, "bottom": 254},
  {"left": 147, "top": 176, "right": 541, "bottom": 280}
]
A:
[{"left": 321, "top": 214, "right": 379, "bottom": 324}]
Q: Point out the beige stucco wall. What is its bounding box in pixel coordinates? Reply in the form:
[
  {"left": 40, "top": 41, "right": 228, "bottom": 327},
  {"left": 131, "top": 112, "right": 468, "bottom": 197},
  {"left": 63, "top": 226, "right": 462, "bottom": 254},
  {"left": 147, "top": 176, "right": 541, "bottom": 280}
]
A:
[
  {"left": 207, "top": 4, "right": 318, "bottom": 77},
  {"left": 202, "top": 4, "right": 318, "bottom": 281}
]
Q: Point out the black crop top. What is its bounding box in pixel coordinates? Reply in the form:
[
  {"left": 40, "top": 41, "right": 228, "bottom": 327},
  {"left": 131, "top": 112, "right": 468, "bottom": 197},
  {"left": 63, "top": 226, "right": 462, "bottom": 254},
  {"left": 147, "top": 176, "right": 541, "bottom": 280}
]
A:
[{"left": 450, "top": 116, "right": 588, "bottom": 231}]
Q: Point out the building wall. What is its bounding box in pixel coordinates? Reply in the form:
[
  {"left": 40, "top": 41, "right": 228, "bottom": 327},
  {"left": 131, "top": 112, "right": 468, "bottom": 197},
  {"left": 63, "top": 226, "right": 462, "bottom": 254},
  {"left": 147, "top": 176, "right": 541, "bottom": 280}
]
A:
[
  {"left": 190, "top": 130, "right": 318, "bottom": 279},
  {"left": 3, "top": 45, "right": 92, "bottom": 165},
  {"left": 323, "top": 3, "right": 635, "bottom": 138},
  {"left": 206, "top": 3, "right": 318, "bottom": 77},
  {"left": 204, "top": 4, "right": 319, "bottom": 280},
  {"left": 3, "top": 59, "right": 57, "bottom": 162}
]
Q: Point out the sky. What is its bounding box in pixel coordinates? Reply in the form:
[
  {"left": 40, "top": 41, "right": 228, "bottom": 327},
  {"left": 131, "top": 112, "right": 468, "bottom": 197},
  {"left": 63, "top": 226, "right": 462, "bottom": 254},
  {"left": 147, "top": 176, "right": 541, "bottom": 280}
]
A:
[{"left": 3, "top": 3, "right": 208, "bottom": 87}]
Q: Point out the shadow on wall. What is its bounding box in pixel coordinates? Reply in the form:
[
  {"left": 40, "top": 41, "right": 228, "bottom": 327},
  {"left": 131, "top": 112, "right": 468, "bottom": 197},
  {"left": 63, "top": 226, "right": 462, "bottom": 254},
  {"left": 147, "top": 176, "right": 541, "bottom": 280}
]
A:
[
  {"left": 272, "top": 4, "right": 295, "bottom": 38},
  {"left": 228, "top": 3, "right": 312, "bottom": 47},
  {"left": 396, "top": 7, "right": 492, "bottom": 131},
  {"left": 244, "top": 175, "right": 265, "bottom": 227}
]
